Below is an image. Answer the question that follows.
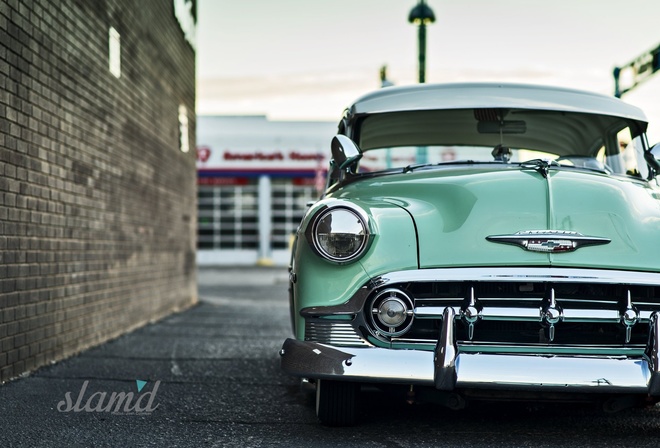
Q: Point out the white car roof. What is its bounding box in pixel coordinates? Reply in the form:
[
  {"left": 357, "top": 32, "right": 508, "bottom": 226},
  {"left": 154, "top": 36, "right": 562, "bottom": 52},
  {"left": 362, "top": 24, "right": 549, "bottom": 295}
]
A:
[{"left": 346, "top": 82, "right": 647, "bottom": 123}]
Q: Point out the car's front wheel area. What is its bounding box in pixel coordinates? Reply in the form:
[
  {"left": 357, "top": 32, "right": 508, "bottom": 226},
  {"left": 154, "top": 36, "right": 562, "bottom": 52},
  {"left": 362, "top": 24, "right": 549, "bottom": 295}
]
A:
[{"left": 315, "top": 379, "right": 359, "bottom": 426}]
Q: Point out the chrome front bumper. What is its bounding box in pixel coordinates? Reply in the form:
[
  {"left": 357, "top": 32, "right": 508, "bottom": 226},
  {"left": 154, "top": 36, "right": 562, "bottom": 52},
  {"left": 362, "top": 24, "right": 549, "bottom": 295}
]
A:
[
  {"left": 280, "top": 310, "right": 660, "bottom": 395},
  {"left": 281, "top": 338, "right": 658, "bottom": 394}
]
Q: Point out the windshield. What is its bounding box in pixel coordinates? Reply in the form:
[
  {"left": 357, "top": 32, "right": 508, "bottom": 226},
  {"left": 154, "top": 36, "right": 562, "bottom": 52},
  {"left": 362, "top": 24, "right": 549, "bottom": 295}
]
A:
[{"left": 355, "top": 108, "right": 649, "bottom": 178}]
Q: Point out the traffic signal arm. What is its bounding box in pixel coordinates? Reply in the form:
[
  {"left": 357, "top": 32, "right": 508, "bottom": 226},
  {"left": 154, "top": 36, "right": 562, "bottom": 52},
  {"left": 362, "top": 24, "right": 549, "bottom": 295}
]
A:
[{"left": 614, "top": 43, "right": 660, "bottom": 98}]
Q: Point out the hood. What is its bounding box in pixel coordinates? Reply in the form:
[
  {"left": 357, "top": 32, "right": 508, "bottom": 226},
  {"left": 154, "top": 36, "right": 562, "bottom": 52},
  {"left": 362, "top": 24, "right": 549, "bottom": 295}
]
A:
[{"left": 336, "top": 166, "right": 660, "bottom": 272}]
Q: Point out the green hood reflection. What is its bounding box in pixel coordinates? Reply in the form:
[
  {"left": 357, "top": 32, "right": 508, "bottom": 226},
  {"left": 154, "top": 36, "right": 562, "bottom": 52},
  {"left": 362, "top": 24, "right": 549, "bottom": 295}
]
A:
[{"left": 333, "top": 166, "right": 660, "bottom": 272}]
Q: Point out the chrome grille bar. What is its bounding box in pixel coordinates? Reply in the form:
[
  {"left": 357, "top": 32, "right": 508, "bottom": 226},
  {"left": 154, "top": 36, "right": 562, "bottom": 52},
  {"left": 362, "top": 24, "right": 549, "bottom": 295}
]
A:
[
  {"left": 305, "top": 321, "right": 369, "bottom": 347},
  {"left": 376, "top": 267, "right": 660, "bottom": 286},
  {"left": 414, "top": 305, "right": 632, "bottom": 323}
]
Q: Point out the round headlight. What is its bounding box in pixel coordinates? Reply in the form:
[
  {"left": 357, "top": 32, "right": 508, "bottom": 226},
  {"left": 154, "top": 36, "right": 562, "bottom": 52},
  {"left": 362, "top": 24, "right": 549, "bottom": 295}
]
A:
[{"left": 312, "top": 207, "right": 368, "bottom": 262}]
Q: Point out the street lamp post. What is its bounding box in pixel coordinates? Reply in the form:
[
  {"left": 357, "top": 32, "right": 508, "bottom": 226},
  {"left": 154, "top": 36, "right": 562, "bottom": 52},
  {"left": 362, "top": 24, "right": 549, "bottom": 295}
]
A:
[
  {"left": 408, "top": 0, "right": 435, "bottom": 164},
  {"left": 408, "top": 0, "right": 436, "bottom": 84}
]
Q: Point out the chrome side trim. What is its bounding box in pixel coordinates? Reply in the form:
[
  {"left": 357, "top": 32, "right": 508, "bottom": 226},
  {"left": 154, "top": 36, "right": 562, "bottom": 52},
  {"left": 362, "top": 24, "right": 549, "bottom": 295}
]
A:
[
  {"left": 280, "top": 338, "right": 654, "bottom": 394},
  {"left": 375, "top": 267, "right": 660, "bottom": 286}
]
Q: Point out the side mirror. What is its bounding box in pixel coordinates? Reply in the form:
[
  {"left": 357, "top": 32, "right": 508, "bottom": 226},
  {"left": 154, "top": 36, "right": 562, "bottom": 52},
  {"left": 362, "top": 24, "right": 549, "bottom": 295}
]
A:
[
  {"left": 331, "top": 135, "right": 362, "bottom": 172},
  {"left": 650, "top": 142, "right": 660, "bottom": 159},
  {"left": 645, "top": 143, "right": 660, "bottom": 176}
]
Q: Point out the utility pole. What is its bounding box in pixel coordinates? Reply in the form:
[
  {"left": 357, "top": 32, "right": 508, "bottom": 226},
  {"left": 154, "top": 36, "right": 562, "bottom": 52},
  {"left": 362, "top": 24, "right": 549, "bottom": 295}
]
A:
[
  {"left": 408, "top": 1, "right": 436, "bottom": 164},
  {"left": 408, "top": 0, "right": 436, "bottom": 83}
]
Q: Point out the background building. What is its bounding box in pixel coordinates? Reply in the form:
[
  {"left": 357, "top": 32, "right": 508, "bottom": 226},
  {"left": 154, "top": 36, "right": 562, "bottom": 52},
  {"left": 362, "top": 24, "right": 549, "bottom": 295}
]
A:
[
  {"left": 196, "top": 115, "right": 337, "bottom": 266},
  {"left": 0, "top": 0, "right": 197, "bottom": 382}
]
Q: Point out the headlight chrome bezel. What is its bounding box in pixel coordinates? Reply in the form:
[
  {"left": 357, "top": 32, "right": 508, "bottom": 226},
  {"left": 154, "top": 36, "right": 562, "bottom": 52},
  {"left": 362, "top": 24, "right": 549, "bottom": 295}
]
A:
[{"left": 306, "top": 203, "right": 372, "bottom": 264}]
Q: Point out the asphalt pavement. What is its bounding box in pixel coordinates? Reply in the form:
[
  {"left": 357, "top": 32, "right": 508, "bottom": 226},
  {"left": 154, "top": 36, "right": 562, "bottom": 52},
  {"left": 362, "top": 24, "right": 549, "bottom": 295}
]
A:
[{"left": 0, "top": 266, "right": 309, "bottom": 448}]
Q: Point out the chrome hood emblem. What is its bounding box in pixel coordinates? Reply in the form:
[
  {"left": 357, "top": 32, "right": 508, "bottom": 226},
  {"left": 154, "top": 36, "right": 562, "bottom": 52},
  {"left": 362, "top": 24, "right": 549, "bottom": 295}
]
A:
[{"left": 486, "top": 230, "right": 611, "bottom": 253}]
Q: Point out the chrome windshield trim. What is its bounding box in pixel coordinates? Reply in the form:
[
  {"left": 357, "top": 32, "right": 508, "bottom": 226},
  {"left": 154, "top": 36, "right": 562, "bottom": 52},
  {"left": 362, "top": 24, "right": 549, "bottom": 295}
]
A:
[{"left": 375, "top": 267, "right": 660, "bottom": 286}]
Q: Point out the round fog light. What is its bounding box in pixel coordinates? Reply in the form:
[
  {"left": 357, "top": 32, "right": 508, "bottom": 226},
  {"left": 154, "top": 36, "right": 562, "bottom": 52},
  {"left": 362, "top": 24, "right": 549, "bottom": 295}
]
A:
[
  {"left": 369, "top": 288, "right": 414, "bottom": 337},
  {"left": 377, "top": 298, "right": 407, "bottom": 327}
]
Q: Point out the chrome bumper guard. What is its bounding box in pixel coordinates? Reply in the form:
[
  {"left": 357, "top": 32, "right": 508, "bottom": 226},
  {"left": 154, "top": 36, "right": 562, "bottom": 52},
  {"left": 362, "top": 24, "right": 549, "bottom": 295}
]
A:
[{"left": 280, "top": 310, "right": 660, "bottom": 396}]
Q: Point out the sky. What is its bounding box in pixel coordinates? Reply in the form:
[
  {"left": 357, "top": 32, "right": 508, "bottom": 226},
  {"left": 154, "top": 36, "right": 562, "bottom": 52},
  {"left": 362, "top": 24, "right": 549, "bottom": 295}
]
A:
[{"left": 195, "top": 0, "right": 660, "bottom": 141}]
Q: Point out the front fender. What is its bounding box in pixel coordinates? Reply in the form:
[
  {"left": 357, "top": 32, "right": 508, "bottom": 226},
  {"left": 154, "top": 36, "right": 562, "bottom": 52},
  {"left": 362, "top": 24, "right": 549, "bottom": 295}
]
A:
[{"left": 290, "top": 199, "right": 418, "bottom": 340}]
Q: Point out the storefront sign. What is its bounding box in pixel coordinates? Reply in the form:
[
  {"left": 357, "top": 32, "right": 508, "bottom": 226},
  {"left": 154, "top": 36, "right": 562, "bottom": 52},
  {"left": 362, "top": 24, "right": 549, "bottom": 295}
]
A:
[
  {"left": 196, "top": 116, "right": 335, "bottom": 178},
  {"left": 196, "top": 146, "right": 325, "bottom": 171}
]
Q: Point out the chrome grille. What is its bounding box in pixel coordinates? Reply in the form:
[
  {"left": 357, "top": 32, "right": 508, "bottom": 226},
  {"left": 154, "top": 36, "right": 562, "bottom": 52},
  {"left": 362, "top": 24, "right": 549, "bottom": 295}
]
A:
[{"left": 367, "top": 279, "right": 660, "bottom": 350}]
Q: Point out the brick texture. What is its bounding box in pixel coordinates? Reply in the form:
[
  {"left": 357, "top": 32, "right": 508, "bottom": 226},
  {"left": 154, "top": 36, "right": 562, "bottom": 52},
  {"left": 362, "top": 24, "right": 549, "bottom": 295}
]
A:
[{"left": 0, "top": 0, "right": 198, "bottom": 382}]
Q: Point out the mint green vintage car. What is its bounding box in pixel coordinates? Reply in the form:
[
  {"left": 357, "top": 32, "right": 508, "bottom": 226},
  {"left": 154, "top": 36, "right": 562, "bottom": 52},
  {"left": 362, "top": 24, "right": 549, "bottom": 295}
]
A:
[{"left": 280, "top": 83, "right": 660, "bottom": 426}]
